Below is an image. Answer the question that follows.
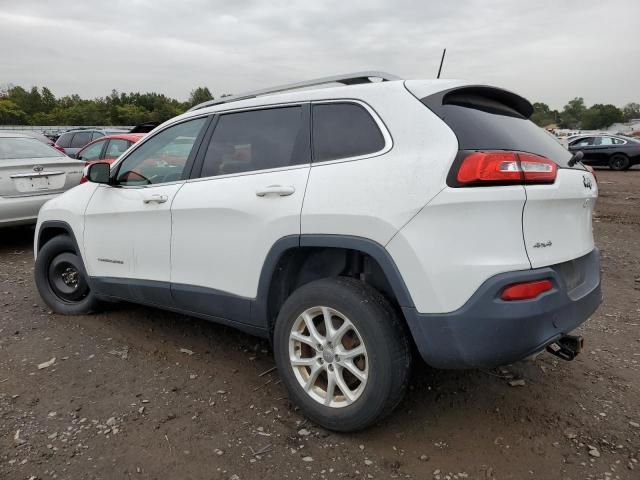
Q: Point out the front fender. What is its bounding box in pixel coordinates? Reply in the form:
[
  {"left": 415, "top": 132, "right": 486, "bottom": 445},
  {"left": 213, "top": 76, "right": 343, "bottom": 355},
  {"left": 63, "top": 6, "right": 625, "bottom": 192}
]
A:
[{"left": 34, "top": 183, "right": 98, "bottom": 260}]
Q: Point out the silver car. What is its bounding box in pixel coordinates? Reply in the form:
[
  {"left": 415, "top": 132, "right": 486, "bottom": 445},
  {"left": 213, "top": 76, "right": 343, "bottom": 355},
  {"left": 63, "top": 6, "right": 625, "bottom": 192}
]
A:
[{"left": 0, "top": 132, "right": 83, "bottom": 226}]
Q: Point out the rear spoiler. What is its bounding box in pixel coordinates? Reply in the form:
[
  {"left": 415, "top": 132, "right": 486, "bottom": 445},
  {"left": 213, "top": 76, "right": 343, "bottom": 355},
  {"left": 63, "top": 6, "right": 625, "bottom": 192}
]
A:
[{"left": 422, "top": 85, "right": 534, "bottom": 119}]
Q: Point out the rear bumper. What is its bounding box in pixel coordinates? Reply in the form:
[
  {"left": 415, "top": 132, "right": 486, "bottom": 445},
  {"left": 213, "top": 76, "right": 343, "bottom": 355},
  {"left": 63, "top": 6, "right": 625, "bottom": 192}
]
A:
[
  {"left": 403, "top": 248, "right": 602, "bottom": 369},
  {"left": 0, "top": 194, "right": 55, "bottom": 226}
]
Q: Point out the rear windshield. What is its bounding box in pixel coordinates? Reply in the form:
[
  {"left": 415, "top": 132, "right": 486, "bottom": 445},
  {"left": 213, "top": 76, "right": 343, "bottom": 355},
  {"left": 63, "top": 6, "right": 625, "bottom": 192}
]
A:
[
  {"left": 424, "top": 101, "right": 575, "bottom": 168},
  {"left": 0, "top": 137, "right": 62, "bottom": 160}
]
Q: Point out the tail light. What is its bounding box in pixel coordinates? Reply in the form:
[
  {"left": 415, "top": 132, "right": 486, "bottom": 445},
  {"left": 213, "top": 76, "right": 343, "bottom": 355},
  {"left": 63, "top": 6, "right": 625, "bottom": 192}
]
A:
[
  {"left": 584, "top": 164, "right": 597, "bottom": 182},
  {"left": 455, "top": 151, "right": 557, "bottom": 186},
  {"left": 501, "top": 279, "right": 553, "bottom": 301},
  {"left": 79, "top": 162, "right": 89, "bottom": 184}
]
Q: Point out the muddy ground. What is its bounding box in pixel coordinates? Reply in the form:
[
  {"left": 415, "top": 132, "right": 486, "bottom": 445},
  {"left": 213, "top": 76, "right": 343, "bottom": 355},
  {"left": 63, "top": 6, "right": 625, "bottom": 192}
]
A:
[{"left": 1, "top": 169, "right": 638, "bottom": 480}]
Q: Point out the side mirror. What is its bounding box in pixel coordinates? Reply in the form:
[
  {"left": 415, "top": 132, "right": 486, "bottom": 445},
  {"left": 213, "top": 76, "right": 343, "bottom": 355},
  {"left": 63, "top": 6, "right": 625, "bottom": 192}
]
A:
[{"left": 87, "top": 162, "right": 111, "bottom": 184}]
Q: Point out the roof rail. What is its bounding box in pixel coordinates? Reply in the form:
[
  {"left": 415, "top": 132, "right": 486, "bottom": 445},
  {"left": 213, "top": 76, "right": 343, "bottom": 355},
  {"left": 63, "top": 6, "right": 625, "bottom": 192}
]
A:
[{"left": 187, "top": 71, "right": 401, "bottom": 112}]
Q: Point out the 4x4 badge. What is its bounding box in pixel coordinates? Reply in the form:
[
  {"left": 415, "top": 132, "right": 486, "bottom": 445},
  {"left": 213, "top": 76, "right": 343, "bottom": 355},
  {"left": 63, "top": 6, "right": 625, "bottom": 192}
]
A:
[{"left": 583, "top": 175, "right": 592, "bottom": 189}]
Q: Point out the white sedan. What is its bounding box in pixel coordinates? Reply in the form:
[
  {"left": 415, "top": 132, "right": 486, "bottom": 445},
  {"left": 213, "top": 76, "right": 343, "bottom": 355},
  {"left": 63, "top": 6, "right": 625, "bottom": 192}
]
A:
[{"left": 0, "top": 132, "right": 83, "bottom": 227}]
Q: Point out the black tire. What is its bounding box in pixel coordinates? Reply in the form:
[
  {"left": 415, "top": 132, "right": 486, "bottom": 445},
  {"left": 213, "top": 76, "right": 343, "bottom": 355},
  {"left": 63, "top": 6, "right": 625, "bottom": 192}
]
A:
[
  {"left": 609, "top": 154, "right": 630, "bottom": 171},
  {"left": 273, "top": 277, "right": 411, "bottom": 431},
  {"left": 35, "top": 235, "right": 100, "bottom": 315}
]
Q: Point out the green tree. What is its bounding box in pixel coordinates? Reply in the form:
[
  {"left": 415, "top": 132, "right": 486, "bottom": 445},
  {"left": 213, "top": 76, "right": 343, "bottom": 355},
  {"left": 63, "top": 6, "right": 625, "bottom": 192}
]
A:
[
  {"left": 581, "top": 104, "right": 623, "bottom": 130},
  {"left": 622, "top": 102, "right": 640, "bottom": 122},
  {"left": 0, "top": 99, "right": 28, "bottom": 124},
  {"left": 41, "top": 87, "right": 57, "bottom": 113},
  {"left": 114, "top": 104, "right": 151, "bottom": 125},
  {"left": 530, "top": 102, "right": 559, "bottom": 127},
  {"left": 559, "top": 97, "right": 586, "bottom": 129},
  {"left": 188, "top": 87, "right": 213, "bottom": 107}
]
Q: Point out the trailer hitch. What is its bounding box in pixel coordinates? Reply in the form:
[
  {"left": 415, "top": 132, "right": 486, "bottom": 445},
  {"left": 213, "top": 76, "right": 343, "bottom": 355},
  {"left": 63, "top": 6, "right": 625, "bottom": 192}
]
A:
[{"left": 546, "top": 335, "right": 584, "bottom": 361}]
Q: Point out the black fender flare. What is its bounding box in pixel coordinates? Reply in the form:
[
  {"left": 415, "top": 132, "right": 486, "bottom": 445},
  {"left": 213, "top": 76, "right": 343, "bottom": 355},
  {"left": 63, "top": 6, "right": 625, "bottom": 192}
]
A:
[
  {"left": 251, "top": 234, "right": 415, "bottom": 328},
  {"left": 36, "top": 220, "right": 82, "bottom": 255}
]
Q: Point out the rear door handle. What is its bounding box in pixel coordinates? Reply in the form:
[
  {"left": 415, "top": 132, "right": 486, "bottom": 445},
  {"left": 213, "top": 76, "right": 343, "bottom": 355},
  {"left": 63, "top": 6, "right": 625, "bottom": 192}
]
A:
[
  {"left": 143, "top": 194, "right": 168, "bottom": 204},
  {"left": 255, "top": 185, "right": 295, "bottom": 197}
]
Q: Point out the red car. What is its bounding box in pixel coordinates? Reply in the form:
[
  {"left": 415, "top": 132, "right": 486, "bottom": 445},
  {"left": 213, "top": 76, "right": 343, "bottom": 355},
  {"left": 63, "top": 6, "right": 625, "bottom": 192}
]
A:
[{"left": 77, "top": 133, "right": 145, "bottom": 183}]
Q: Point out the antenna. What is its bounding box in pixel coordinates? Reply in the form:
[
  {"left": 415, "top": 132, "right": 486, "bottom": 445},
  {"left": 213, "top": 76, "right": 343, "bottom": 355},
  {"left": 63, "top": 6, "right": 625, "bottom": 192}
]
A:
[{"left": 437, "top": 48, "right": 446, "bottom": 79}]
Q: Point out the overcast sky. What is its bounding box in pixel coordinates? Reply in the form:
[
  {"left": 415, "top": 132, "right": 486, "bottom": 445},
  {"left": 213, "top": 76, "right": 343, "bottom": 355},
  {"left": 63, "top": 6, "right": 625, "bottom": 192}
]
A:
[{"left": 1, "top": 0, "right": 638, "bottom": 108}]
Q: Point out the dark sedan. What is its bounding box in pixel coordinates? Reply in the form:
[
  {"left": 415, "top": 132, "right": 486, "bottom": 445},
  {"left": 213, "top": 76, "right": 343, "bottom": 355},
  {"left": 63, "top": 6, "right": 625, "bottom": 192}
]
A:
[{"left": 568, "top": 135, "right": 640, "bottom": 170}]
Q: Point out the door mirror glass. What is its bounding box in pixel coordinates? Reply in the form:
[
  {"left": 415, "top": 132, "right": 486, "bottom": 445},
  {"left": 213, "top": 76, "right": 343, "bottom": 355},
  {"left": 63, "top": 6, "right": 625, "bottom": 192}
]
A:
[{"left": 87, "top": 162, "right": 111, "bottom": 184}]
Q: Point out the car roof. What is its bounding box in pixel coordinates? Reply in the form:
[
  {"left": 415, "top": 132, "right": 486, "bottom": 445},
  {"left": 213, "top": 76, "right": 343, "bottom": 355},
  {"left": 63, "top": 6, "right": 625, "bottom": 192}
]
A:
[
  {"left": 570, "top": 134, "right": 626, "bottom": 140},
  {"left": 169, "top": 78, "right": 476, "bottom": 127},
  {"left": 78, "top": 133, "right": 145, "bottom": 150},
  {"left": 99, "top": 133, "right": 145, "bottom": 141},
  {"left": 60, "top": 128, "right": 128, "bottom": 134}
]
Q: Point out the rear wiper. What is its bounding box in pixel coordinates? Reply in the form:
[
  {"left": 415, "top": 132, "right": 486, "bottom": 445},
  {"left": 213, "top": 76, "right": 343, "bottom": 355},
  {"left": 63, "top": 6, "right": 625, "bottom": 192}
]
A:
[{"left": 567, "top": 150, "right": 584, "bottom": 167}]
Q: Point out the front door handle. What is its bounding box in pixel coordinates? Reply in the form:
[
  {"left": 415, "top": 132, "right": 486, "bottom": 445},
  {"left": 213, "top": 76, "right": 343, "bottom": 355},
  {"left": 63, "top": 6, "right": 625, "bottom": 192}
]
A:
[
  {"left": 255, "top": 185, "right": 295, "bottom": 197},
  {"left": 143, "top": 194, "right": 168, "bottom": 204}
]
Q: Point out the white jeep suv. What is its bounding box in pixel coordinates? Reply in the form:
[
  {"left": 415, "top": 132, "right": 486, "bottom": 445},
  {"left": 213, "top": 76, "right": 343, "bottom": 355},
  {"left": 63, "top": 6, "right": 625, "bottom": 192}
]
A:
[{"left": 34, "top": 72, "right": 601, "bottom": 431}]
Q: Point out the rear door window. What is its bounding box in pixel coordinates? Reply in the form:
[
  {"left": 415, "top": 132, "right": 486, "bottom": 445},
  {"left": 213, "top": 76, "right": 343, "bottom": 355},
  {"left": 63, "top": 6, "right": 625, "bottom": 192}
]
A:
[
  {"left": 70, "top": 132, "right": 93, "bottom": 148},
  {"left": 200, "top": 106, "right": 308, "bottom": 177},
  {"left": 56, "top": 132, "right": 74, "bottom": 148},
  {"left": 91, "top": 132, "right": 104, "bottom": 141},
  {"left": 312, "top": 103, "right": 385, "bottom": 162},
  {"left": 105, "top": 139, "right": 131, "bottom": 158}
]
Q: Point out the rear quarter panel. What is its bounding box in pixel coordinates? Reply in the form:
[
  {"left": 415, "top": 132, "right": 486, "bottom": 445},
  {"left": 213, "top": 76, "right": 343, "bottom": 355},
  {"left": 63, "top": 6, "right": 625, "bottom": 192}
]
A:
[{"left": 301, "top": 86, "right": 458, "bottom": 245}]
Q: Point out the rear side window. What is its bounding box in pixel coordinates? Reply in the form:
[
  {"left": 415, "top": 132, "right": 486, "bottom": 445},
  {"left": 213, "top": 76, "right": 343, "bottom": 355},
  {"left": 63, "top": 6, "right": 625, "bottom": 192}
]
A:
[
  {"left": 92, "top": 132, "right": 104, "bottom": 141},
  {"left": 201, "top": 106, "right": 307, "bottom": 177},
  {"left": 312, "top": 103, "right": 385, "bottom": 162},
  {"left": 56, "top": 132, "right": 74, "bottom": 148},
  {"left": 422, "top": 90, "right": 574, "bottom": 167},
  {"left": 70, "top": 132, "right": 93, "bottom": 148}
]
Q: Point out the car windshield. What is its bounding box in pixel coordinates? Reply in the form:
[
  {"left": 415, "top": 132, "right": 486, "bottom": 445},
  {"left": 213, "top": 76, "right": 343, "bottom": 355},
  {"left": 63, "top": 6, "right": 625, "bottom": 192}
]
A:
[{"left": 0, "top": 137, "right": 61, "bottom": 160}]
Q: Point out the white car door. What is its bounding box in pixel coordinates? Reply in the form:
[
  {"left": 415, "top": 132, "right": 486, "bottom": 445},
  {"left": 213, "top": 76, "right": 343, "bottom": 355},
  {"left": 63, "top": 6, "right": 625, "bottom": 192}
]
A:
[
  {"left": 83, "top": 116, "right": 209, "bottom": 303},
  {"left": 170, "top": 105, "right": 311, "bottom": 325}
]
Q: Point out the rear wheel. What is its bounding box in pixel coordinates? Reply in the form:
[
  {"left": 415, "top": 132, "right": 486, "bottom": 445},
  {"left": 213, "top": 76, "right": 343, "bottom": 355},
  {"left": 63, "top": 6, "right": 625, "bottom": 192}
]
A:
[
  {"left": 273, "top": 277, "right": 411, "bottom": 431},
  {"left": 35, "top": 235, "right": 100, "bottom": 315},
  {"left": 609, "top": 154, "right": 630, "bottom": 171}
]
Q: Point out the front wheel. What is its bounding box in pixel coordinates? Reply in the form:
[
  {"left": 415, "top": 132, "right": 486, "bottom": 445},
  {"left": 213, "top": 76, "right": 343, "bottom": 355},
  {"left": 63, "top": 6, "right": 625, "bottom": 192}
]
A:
[
  {"left": 35, "top": 235, "right": 100, "bottom": 315},
  {"left": 273, "top": 277, "right": 411, "bottom": 431}
]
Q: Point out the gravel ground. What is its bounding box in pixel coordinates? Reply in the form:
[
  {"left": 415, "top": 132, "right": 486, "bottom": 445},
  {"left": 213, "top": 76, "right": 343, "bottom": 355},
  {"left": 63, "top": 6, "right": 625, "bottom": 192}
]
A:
[{"left": 1, "top": 169, "right": 639, "bottom": 480}]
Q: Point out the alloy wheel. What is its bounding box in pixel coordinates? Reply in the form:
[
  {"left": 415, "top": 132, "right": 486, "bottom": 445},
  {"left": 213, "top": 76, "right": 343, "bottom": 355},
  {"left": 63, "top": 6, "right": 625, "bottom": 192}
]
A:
[{"left": 288, "top": 306, "right": 368, "bottom": 408}]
